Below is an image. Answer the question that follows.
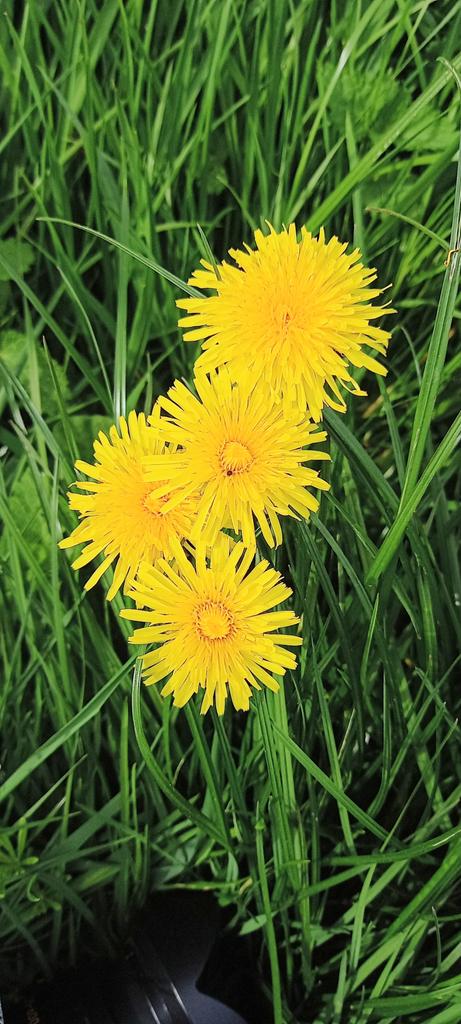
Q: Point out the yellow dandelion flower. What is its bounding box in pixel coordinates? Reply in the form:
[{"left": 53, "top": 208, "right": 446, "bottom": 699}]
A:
[
  {"left": 143, "top": 368, "right": 330, "bottom": 551},
  {"left": 177, "top": 223, "right": 394, "bottom": 421},
  {"left": 58, "top": 409, "right": 197, "bottom": 600},
  {"left": 121, "top": 537, "right": 302, "bottom": 714}
]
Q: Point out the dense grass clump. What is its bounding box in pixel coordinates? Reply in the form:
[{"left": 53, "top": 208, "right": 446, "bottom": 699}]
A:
[{"left": 1, "top": 2, "right": 461, "bottom": 1020}]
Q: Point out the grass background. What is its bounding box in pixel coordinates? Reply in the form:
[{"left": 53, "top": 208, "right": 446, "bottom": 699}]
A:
[{"left": 1, "top": 1, "right": 461, "bottom": 1021}]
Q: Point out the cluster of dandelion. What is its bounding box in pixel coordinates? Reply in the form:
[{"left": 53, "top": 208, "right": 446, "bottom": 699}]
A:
[{"left": 60, "top": 224, "right": 393, "bottom": 715}]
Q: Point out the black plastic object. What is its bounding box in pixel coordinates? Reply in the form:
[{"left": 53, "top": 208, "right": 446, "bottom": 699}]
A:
[{"left": 3, "top": 891, "right": 255, "bottom": 1023}]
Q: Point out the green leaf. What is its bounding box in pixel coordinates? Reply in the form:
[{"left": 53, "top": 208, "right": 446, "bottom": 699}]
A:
[{"left": 0, "top": 240, "right": 35, "bottom": 281}]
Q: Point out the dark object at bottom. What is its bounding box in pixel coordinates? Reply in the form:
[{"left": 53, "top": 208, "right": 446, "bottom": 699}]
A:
[{"left": 3, "top": 892, "right": 262, "bottom": 1023}]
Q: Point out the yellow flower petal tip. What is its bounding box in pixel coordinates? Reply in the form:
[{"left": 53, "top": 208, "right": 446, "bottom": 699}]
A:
[
  {"left": 59, "top": 409, "right": 198, "bottom": 600},
  {"left": 144, "top": 367, "right": 330, "bottom": 551},
  {"left": 177, "top": 223, "right": 394, "bottom": 421},
  {"left": 123, "top": 538, "right": 303, "bottom": 715}
]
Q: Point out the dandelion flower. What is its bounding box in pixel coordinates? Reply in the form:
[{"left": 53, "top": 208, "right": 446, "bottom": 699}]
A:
[
  {"left": 59, "top": 409, "right": 197, "bottom": 600},
  {"left": 144, "top": 368, "right": 329, "bottom": 551},
  {"left": 121, "top": 537, "right": 302, "bottom": 714},
  {"left": 177, "top": 223, "right": 393, "bottom": 420}
]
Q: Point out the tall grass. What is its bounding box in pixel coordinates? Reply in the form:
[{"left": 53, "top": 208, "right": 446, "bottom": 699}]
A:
[{"left": 1, "top": 2, "right": 461, "bottom": 1020}]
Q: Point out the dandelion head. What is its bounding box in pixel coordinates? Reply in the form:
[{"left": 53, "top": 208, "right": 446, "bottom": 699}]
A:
[
  {"left": 58, "top": 410, "right": 197, "bottom": 600},
  {"left": 121, "top": 537, "right": 302, "bottom": 714},
  {"left": 143, "top": 368, "right": 330, "bottom": 552},
  {"left": 177, "top": 223, "right": 394, "bottom": 420}
]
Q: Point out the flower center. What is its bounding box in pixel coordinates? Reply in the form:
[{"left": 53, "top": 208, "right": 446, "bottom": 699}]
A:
[
  {"left": 142, "top": 486, "right": 170, "bottom": 517},
  {"left": 219, "top": 440, "right": 253, "bottom": 477},
  {"left": 194, "top": 600, "right": 236, "bottom": 641},
  {"left": 281, "top": 309, "right": 293, "bottom": 328},
  {"left": 276, "top": 303, "right": 298, "bottom": 342}
]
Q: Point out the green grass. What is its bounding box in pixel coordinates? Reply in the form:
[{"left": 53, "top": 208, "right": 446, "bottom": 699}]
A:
[{"left": 1, "top": 1, "right": 461, "bottom": 1020}]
